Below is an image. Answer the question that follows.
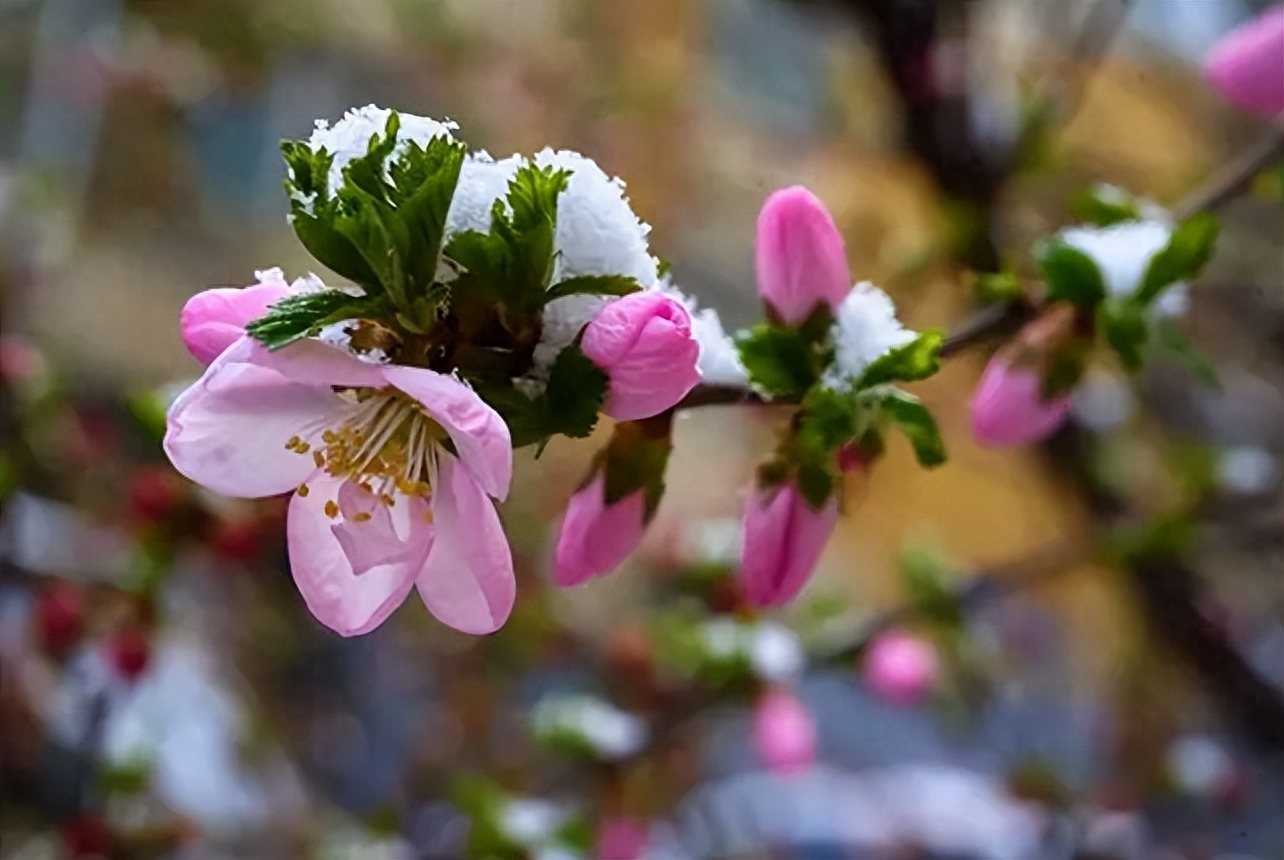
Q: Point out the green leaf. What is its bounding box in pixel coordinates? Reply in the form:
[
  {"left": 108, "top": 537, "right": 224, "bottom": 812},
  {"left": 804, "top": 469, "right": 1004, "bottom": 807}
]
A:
[
  {"left": 1135, "top": 213, "right": 1219, "bottom": 305},
  {"left": 857, "top": 330, "right": 943, "bottom": 388},
  {"left": 1154, "top": 321, "right": 1220, "bottom": 390},
  {"left": 736, "top": 324, "right": 819, "bottom": 399},
  {"left": 797, "top": 386, "right": 859, "bottom": 454},
  {"left": 973, "top": 270, "right": 1023, "bottom": 303},
  {"left": 1098, "top": 299, "right": 1149, "bottom": 373},
  {"left": 899, "top": 545, "right": 961, "bottom": 624},
  {"left": 386, "top": 135, "right": 467, "bottom": 300},
  {"left": 244, "top": 290, "right": 385, "bottom": 350},
  {"left": 1042, "top": 341, "right": 1091, "bottom": 398},
  {"left": 872, "top": 389, "right": 946, "bottom": 467},
  {"left": 1069, "top": 184, "right": 1142, "bottom": 227},
  {"left": 1035, "top": 239, "right": 1107, "bottom": 307},
  {"left": 545, "top": 345, "right": 607, "bottom": 438},
  {"left": 601, "top": 420, "right": 673, "bottom": 518},
  {"left": 794, "top": 458, "right": 835, "bottom": 509},
  {"left": 544, "top": 274, "right": 641, "bottom": 304},
  {"left": 497, "top": 163, "right": 571, "bottom": 310}
]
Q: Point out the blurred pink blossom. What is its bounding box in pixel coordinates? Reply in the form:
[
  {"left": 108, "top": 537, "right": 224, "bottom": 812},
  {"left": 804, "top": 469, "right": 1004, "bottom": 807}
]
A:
[
  {"left": 582, "top": 290, "right": 701, "bottom": 421},
  {"left": 752, "top": 687, "right": 816, "bottom": 776},
  {"left": 755, "top": 186, "right": 853, "bottom": 325},
  {"left": 1205, "top": 5, "right": 1284, "bottom": 117},
  {"left": 595, "top": 815, "right": 649, "bottom": 860},
  {"left": 863, "top": 630, "right": 938, "bottom": 707}
]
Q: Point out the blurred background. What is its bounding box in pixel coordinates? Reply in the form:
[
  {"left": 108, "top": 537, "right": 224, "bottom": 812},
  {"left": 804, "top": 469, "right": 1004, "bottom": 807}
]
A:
[{"left": 1, "top": 0, "right": 1281, "bottom": 858}]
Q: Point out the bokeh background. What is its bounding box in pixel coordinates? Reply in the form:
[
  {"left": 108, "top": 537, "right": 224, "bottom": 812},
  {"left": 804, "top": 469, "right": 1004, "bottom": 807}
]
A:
[{"left": 1, "top": 1, "right": 1282, "bottom": 858}]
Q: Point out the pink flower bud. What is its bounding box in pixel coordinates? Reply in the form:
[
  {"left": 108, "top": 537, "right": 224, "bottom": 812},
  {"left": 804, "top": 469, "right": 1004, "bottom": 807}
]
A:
[
  {"left": 755, "top": 186, "right": 853, "bottom": 325},
  {"left": 1205, "top": 6, "right": 1284, "bottom": 117},
  {"left": 554, "top": 475, "right": 648, "bottom": 587},
  {"left": 863, "top": 631, "right": 937, "bottom": 707},
  {"left": 180, "top": 275, "right": 291, "bottom": 365},
  {"left": 581, "top": 291, "right": 701, "bottom": 421},
  {"left": 970, "top": 355, "right": 1071, "bottom": 448},
  {"left": 752, "top": 688, "right": 816, "bottom": 776},
  {"left": 595, "top": 815, "right": 649, "bottom": 860},
  {"left": 739, "top": 482, "right": 838, "bottom": 608}
]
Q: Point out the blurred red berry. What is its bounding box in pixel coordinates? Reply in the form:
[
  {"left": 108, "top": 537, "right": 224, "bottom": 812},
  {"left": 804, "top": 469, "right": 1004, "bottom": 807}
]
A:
[
  {"left": 109, "top": 628, "right": 151, "bottom": 683},
  {"left": 36, "top": 582, "right": 85, "bottom": 658},
  {"left": 129, "top": 466, "right": 183, "bottom": 523},
  {"left": 212, "top": 517, "right": 263, "bottom": 564},
  {"left": 61, "top": 813, "right": 111, "bottom": 859}
]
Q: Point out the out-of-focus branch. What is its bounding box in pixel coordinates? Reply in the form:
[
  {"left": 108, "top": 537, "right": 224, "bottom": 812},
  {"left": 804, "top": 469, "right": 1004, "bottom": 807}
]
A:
[{"left": 1173, "top": 127, "right": 1284, "bottom": 220}]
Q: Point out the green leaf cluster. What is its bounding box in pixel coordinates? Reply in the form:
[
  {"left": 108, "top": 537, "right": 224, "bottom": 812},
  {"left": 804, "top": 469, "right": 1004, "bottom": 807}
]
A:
[
  {"left": 281, "top": 112, "right": 466, "bottom": 324},
  {"left": 475, "top": 345, "right": 608, "bottom": 449}
]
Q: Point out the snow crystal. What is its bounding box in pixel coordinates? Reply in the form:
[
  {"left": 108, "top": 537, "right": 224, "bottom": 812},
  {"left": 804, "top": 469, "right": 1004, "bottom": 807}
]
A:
[
  {"left": 533, "top": 148, "right": 658, "bottom": 286},
  {"left": 307, "top": 105, "right": 458, "bottom": 197},
  {"left": 1059, "top": 220, "right": 1189, "bottom": 318},
  {"left": 823, "top": 282, "right": 917, "bottom": 388},
  {"left": 444, "top": 151, "right": 525, "bottom": 237}
]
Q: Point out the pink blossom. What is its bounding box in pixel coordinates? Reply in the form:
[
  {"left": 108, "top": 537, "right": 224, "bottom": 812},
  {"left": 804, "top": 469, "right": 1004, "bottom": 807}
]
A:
[
  {"left": 863, "top": 630, "right": 938, "bottom": 707},
  {"left": 581, "top": 291, "right": 701, "bottom": 421},
  {"left": 739, "top": 482, "right": 838, "bottom": 608},
  {"left": 164, "top": 335, "right": 515, "bottom": 635},
  {"left": 595, "top": 815, "right": 649, "bottom": 860},
  {"left": 970, "top": 355, "right": 1071, "bottom": 448},
  {"left": 553, "top": 475, "right": 647, "bottom": 587},
  {"left": 755, "top": 186, "right": 852, "bottom": 325},
  {"left": 180, "top": 272, "right": 292, "bottom": 365},
  {"left": 752, "top": 688, "right": 816, "bottom": 776},
  {"left": 1205, "top": 6, "right": 1284, "bottom": 117}
]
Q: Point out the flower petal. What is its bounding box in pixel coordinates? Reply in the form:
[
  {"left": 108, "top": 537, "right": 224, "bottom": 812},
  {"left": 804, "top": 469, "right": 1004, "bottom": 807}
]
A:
[
  {"left": 164, "top": 339, "right": 345, "bottom": 498},
  {"left": 380, "top": 366, "right": 513, "bottom": 500},
  {"left": 330, "top": 482, "right": 432, "bottom": 575},
  {"left": 288, "top": 472, "right": 429, "bottom": 636},
  {"left": 415, "top": 457, "right": 515, "bottom": 634},
  {"left": 248, "top": 337, "right": 387, "bottom": 390},
  {"left": 180, "top": 278, "right": 291, "bottom": 366}
]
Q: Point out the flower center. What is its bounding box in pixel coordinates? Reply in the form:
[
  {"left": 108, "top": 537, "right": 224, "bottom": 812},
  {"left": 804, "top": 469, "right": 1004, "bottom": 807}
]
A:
[{"left": 287, "top": 388, "right": 446, "bottom": 505}]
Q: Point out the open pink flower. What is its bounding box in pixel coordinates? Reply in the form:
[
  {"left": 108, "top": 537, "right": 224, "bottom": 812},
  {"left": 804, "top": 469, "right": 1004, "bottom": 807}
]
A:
[
  {"left": 755, "top": 186, "right": 853, "bottom": 325},
  {"left": 1205, "top": 5, "right": 1284, "bottom": 117},
  {"left": 752, "top": 687, "right": 816, "bottom": 776},
  {"left": 863, "top": 630, "right": 937, "bottom": 707},
  {"left": 553, "top": 475, "right": 647, "bottom": 587},
  {"left": 970, "top": 355, "right": 1071, "bottom": 448},
  {"left": 581, "top": 291, "right": 701, "bottom": 421},
  {"left": 180, "top": 271, "right": 292, "bottom": 365},
  {"left": 164, "top": 335, "right": 515, "bottom": 635},
  {"left": 739, "top": 481, "right": 838, "bottom": 608}
]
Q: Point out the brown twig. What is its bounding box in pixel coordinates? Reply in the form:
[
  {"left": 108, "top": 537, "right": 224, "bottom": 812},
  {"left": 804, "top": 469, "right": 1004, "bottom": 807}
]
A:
[{"left": 1173, "top": 127, "right": 1284, "bottom": 220}]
